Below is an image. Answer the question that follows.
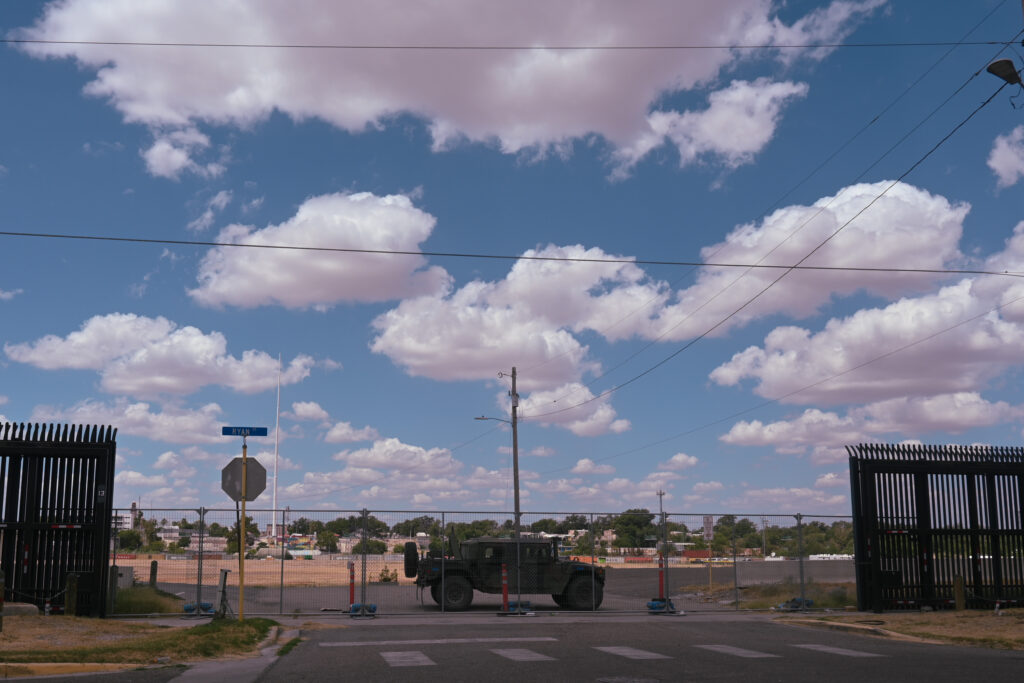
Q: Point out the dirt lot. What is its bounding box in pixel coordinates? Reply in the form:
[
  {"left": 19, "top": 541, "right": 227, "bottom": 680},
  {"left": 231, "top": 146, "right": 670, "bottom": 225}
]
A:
[{"left": 117, "top": 557, "right": 417, "bottom": 587}]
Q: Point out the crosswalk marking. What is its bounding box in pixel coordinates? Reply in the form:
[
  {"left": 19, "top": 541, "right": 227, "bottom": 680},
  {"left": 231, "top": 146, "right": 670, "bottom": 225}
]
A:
[
  {"left": 381, "top": 651, "right": 435, "bottom": 667},
  {"left": 491, "top": 648, "right": 556, "bottom": 661},
  {"left": 695, "top": 645, "right": 779, "bottom": 658},
  {"left": 322, "top": 637, "right": 558, "bottom": 648},
  {"left": 793, "top": 644, "right": 883, "bottom": 658},
  {"left": 594, "top": 646, "right": 671, "bottom": 660}
]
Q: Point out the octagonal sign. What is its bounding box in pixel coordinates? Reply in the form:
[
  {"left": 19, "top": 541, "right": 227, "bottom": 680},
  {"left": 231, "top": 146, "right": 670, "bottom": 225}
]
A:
[{"left": 221, "top": 457, "right": 267, "bottom": 502}]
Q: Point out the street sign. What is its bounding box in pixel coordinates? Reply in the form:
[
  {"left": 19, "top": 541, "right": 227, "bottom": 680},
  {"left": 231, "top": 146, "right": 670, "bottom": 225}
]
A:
[
  {"left": 222, "top": 426, "right": 268, "bottom": 437},
  {"left": 221, "top": 457, "right": 267, "bottom": 502}
]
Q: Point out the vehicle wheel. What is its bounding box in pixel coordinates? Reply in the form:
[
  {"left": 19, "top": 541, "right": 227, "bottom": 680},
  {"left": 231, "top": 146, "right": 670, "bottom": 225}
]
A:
[
  {"left": 442, "top": 576, "right": 474, "bottom": 611},
  {"left": 552, "top": 593, "right": 567, "bottom": 608},
  {"left": 430, "top": 583, "right": 442, "bottom": 605},
  {"left": 403, "top": 542, "right": 419, "bottom": 578},
  {"left": 564, "top": 576, "right": 603, "bottom": 610}
]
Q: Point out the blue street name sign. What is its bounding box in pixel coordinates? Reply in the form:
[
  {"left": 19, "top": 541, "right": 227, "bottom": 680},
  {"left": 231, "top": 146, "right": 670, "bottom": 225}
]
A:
[{"left": 221, "top": 426, "right": 269, "bottom": 437}]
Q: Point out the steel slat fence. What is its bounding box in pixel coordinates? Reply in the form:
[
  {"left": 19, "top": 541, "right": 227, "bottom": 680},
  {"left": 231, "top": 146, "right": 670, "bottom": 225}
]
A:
[
  {"left": 849, "top": 443, "right": 1024, "bottom": 612},
  {"left": 0, "top": 422, "right": 117, "bottom": 617}
]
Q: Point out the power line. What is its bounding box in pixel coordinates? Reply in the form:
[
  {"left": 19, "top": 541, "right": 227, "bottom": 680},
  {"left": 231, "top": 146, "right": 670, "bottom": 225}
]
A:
[
  {"left": 3, "top": 38, "right": 1013, "bottom": 51},
  {"left": 537, "top": 290, "right": 1024, "bottom": 476},
  {"left": 525, "top": 79, "right": 1013, "bottom": 422},
  {"left": 0, "top": 228, "right": 1020, "bottom": 278},
  {"left": 520, "top": 5, "right": 1016, "bottom": 384}
]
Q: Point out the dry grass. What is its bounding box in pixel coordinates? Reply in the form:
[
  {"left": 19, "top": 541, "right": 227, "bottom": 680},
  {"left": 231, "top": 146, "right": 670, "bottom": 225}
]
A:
[
  {"left": 785, "top": 608, "right": 1024, "bottom": 649},
  {"left": 0, "top": 616, "right": 172, "bottom": 652},
  {"left": 0, "top": 616, "right": 275, "bottom": 664}
]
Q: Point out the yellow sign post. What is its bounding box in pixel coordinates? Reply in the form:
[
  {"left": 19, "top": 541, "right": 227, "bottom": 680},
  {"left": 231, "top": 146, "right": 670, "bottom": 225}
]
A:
[{"left": 220, "top": 427, "right": 268, "bottom": 621}]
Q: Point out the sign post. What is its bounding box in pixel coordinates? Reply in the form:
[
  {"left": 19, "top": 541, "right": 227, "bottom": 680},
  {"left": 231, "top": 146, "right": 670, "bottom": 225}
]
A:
[{"left": 221, "top": 426, "right": 268, "bottom": 621}]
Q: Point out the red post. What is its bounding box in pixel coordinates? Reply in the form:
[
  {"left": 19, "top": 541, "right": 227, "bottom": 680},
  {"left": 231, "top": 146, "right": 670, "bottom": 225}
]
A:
[
  {"left": 348, "top": 561, "right": 355, "bottom": 608},
  {"left": 658, "top": 555, "right": 665, "bottom": 600},
  {"left": 501, "top": 563, "right": 509, "bottom": 611}
]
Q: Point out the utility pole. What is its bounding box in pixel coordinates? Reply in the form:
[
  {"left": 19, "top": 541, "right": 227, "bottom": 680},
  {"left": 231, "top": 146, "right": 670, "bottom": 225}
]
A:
[
  {"left": 510, "top": 366, "right": 520, "bottom": 540},
  {"left": 476, "top": 367, "right": 522, "bottom": 612}
]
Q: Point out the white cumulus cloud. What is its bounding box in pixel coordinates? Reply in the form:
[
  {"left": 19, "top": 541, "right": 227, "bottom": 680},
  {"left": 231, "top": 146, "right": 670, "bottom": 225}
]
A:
[
  {"left": 5, "top": 313, "right": 313, "bottom": 397},
  {"left": 32, "top": 399, "right": 228, "bottom": 444},
  {"left": 324, "top": 422, "right": 381, "bottom": 443},
  {"left": 189, "top": 192, "right": 450, "bottom": 309},
  {"left": 988, "top": 125, "right": 1024, "bottom": 189},
  {"left": 659, "top": 453, "right": 699, "bottom": 471},
  {"left": 15, "top": 0, "right": 882, "bottom": 177},
  {"left": 571, "top": 458, "right": 615, "bottom": 475}
]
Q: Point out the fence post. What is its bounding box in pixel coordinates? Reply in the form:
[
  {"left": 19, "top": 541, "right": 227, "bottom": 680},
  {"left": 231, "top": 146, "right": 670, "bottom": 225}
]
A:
[
  {"left": 441, "top": 511, "right": 446, "bottom": 614},
  {"left": 796, "top": 513, "right": 806, "bottom": 611},
  {"left": 149, "top": 560, "right": 158, "bottom": 588},
  {"left": 732, "top": 525, "right": 739, "bottom": 611},
  {"left": 107, "top": 566, "right": 119, "bottom": 615},
  {"left": 359, "top": 508, "right": 369, "bottom": 615},
  {"left": 1, "top": 568, "right": 5, "bottom": 632},
  {"left": 590, "top": 513, "right": 596, "bottom": 611},
  {"left": 662, "top": 510, "right": 670, "bottom": 607},
  {"left": 278, "top": 507, "right": 286, "bottom": 615},
  {"left": 196, "top": 507, "right": 205, "bottom": 614},
  {"left": 65, "top": 573, "right": 79, "bottom": 616},
  {"left": 108, "top": 524, "right": 119, "bottom": 616}
]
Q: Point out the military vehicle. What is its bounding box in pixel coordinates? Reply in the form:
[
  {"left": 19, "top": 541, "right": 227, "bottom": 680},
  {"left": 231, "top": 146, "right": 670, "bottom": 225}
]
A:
[{"left": 404, "top": 536, "right": 604, "bottom": 611}]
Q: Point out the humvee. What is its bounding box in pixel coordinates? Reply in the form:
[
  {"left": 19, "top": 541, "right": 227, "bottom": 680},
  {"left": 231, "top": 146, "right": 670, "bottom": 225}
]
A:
[{"left": 404, "top": 536, "right": 604, "bottom": 611}]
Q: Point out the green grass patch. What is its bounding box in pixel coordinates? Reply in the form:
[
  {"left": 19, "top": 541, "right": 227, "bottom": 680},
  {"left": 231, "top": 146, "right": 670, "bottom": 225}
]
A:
[
  {"left": 738, "top": 580, "right": 856, "bottom": 609},
  {"left": 113, "top": 585, "right": 186, "bottom": 614},
  {"left": 277, "top": 637, "right": 302, "bottom": 656},
  {"left": 0, "top": 618, "right": 277, "bottom": 664}
]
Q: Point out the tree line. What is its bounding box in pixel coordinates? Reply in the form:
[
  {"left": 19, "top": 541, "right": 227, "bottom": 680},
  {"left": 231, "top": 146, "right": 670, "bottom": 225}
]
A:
[{"left": 115, "top": 510, "right": 855, "bottom": 557}]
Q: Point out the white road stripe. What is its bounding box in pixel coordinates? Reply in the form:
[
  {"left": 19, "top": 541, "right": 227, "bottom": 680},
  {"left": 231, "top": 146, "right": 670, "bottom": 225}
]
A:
[
  {"left": 695, "top": 645, "right": 779, "bottom": 658},
  {"left": 492, "top": 648, "right": 556, "bottom": 661},
  {"left": 322, "top": 637, "right": 558, "bottom": 647},
  {"left": 381, "top": 651, "right": 435, "bottom": 667},
  {"left": 594, "top": 646, "right": 671, "bottom": 660},
  {"left": 793, "top": 644, "right": 883, "bottom": 657}
]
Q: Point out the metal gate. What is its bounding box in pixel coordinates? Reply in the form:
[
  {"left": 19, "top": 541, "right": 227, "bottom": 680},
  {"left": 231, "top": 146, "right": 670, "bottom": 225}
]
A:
[
  {"left": 0, "top": 422, "right": 117, "bottom": 616},
  {"left": 849, "top": 443, "right": 1024, "bottom": 611}
]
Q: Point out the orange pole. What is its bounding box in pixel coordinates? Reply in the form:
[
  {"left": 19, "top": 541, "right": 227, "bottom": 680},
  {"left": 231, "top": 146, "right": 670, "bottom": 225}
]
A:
[
  {"left": 349, "top": 561, "right": 355, "bottom": 608},
  {"left": 501, "top": 563, "right": 509, "bottom": 611}
]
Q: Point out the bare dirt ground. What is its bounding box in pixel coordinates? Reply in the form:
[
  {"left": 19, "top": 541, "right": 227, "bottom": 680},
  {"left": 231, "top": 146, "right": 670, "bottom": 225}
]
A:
[{"left": 117, "top": 557, "right": 416, "bottom": 587}]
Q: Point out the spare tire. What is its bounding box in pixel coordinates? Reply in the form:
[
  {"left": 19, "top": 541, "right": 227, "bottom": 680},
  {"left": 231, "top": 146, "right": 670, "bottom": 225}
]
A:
[{"left": 403, "top": 541, "right": 419, "bottom": 578}]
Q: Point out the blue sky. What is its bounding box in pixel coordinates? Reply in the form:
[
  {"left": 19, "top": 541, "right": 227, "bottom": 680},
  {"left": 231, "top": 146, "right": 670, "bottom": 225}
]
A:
[{"left": 2, "top": 1, "right": 1023, "bottom": 516}]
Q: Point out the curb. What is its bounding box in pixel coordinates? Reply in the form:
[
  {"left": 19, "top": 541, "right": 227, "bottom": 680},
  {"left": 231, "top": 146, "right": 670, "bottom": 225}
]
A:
[
  {"left": 256, "top": 625, "right": 281, "bottom": 651},
  {"left": 777, "top": 618, "right": 941, "bottom": 644}
]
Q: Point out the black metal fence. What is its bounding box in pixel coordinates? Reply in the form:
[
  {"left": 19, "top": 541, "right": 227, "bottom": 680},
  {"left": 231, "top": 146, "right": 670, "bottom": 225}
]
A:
[
  {"left": 849, "top": 443, "right": 1024, "bottom": 611},
  {"left": 106, "top": 508, "right": 855, "bottom": 616},
  {"left": 0, "top": 423, "right": 117, "bottom": 616}
]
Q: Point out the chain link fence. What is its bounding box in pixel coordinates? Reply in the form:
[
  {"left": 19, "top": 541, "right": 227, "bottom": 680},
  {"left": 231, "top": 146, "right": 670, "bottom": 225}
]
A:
[{"left": 106, "top": 508, "right": 855, "bottom": 616}]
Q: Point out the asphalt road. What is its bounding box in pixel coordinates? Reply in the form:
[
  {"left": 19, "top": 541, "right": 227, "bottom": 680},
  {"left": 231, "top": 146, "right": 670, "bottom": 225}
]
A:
[{"left": 255, "top": 614, "right": 1024, "bottom": 683}]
